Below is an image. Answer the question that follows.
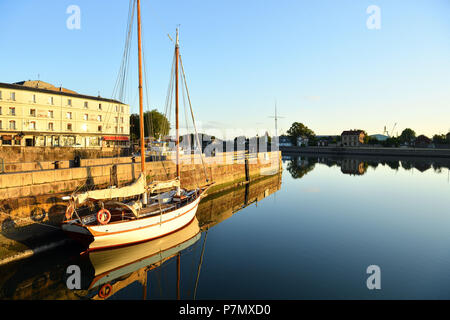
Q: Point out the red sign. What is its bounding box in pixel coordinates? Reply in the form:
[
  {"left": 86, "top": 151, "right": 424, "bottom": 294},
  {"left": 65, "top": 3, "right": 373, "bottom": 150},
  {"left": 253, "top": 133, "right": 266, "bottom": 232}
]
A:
[{"left": 103, "top": 136, "right": 129, "bottom": 141}]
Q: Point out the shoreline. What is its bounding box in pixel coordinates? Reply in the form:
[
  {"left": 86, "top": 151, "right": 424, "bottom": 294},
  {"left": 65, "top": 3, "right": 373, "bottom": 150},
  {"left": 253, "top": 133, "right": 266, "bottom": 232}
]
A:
[{"left": 280, "top": 146, "right": 450, "bottom": 159}]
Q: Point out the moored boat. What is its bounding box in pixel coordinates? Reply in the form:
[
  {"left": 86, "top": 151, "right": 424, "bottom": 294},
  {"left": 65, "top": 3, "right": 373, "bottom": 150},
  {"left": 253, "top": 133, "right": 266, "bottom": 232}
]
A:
[{"left": 61, "top": 0, "right": 211, "bottom": 251}]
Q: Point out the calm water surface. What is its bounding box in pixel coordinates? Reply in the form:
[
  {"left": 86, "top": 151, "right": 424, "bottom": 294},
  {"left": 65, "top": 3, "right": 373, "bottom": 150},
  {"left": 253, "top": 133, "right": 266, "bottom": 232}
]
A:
[{"left": 2, "top": 154, "right": 450, "bottom": 299}]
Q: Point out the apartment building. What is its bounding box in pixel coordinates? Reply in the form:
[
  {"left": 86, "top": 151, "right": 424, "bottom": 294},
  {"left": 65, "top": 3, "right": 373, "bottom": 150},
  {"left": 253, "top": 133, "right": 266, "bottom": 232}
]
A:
[
  {"left": 341, "top": 130, "right": 366, "bottom": 147},
  {"left": 0, "top": 81, "right": 130, "bottom": 147}
]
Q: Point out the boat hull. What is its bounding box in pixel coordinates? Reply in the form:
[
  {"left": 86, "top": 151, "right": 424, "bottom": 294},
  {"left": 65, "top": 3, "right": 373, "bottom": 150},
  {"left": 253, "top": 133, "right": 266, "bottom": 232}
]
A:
[{"left": 62, "top": 195, "right": 201, "bottom": 251}]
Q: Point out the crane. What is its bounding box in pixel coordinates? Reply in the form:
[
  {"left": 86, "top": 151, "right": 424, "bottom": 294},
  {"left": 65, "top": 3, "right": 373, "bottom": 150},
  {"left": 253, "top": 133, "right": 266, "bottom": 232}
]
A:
[
  {"left": 384, "top": 123, "right": 397, "bottom": 137},
  {"left": 390, "top": 123, "right": 397, "bottom": 137}
]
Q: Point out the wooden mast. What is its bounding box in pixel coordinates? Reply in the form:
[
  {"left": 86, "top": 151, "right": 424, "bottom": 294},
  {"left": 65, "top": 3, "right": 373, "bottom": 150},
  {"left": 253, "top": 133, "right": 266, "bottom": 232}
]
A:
[
  {"left": 136, "top": 0, "right": 147, "bottom": 204},
  {"left": 175, "top": 28, "right": 181, "bottom": 192}
]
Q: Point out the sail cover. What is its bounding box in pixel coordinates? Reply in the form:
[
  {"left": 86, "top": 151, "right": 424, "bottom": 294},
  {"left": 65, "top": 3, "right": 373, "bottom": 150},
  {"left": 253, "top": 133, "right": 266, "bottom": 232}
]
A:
[{"left": 72, "top": 173, "right": 147, "bottom": 205}]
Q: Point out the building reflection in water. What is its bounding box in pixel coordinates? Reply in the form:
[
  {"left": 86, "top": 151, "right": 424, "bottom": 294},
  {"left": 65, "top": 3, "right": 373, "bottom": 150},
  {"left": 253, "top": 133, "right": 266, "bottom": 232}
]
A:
[
  {"left": 0, "top": 173, "right": 282, "bottom": 300},
  {"left": 283, "top": 154, "right": 450, "bottom": 179}
]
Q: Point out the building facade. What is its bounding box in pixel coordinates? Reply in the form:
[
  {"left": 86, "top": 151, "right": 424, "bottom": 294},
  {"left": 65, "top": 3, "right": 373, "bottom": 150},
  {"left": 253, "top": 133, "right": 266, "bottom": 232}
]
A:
[
  {"left": 0, "top": 81, "right": 130, "bottom": 147},
  {"left": 279, "top": 135, "right": 293, "bottom": 147},
  {"left": 296, "top": 136, "right": 309, "bottom": 147},
  {"left": 341, "top": 130, "right": 366, "bottom": 147}
]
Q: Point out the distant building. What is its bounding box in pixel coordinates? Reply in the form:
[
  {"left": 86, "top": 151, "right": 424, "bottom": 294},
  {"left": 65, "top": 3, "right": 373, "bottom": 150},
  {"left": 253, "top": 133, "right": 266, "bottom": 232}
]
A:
[
  {"left": 296, "top": 136, "right": 309, "bottom": 147},
  {"left": 341, "top": 130, "right": 366, "bottom": 147},
  {"left": 370, "top": 134, "right": 389, "bottom": 142},
  {"left": 0, "top": 81, "right": 130, "bottom": 148},
  {"left": 317, "top": 140, "right": 328, "bottom": 147},
  {"left": 279, "top": 135, "right": 292, "bottom": 147}
]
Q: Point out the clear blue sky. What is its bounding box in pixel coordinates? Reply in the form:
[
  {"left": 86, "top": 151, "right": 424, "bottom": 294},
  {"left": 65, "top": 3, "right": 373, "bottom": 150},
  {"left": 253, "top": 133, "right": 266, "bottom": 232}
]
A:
[{"left": 1, "top": 0, "right": 449, "bottom": 139}]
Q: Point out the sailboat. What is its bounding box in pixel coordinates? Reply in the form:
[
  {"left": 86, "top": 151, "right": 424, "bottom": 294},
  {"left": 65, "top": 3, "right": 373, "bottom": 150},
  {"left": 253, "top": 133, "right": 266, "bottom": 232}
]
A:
[{"left": 61, "top": 0, "right": 212, "bottom": 251}]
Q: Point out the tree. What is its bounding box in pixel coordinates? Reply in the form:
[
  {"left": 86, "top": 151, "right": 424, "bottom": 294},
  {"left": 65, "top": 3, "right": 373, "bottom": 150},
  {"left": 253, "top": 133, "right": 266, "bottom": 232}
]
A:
[
  {"left": 433, "top": 134, "right": 447, "bottom": 145},
  {"left": 382, "top": 136, "right": 400, "bottom": 147},
  {"left": 399, "top": 128, "right": 416, "bottom": 145},
  {"left": 130, "top": 109, "right": 170, "bottom": 141},
  {"left": 286, "top": 122, "right": 316, "bottom": 144}
]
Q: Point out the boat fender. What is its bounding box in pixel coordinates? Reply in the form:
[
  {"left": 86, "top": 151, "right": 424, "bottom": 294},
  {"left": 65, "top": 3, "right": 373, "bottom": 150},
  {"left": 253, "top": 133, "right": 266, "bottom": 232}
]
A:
[
  {"left": 65, "top": 204, "right": 75, "bottom": 220},
  {"left": 97, "top": 208, "right": 111, "bottom": 225},
  {"left": 98, "top": 283, "right": 112, "bottom": 299}
]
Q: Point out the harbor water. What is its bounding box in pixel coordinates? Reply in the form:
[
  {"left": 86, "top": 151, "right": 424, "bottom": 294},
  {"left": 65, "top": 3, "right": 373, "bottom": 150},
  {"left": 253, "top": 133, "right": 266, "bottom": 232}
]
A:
[{"left": 1, "top": 153, "right": 450, "bottom": 299}]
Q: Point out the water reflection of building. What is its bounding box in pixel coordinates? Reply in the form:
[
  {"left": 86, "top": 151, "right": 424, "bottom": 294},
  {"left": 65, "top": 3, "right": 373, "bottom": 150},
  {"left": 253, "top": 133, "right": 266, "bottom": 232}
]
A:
[
  {"left": 283, "top": 154, "right": 450, "bottom": 179},
  {"left": 340, "top": 159, "right": 367, "bottom": 176}
]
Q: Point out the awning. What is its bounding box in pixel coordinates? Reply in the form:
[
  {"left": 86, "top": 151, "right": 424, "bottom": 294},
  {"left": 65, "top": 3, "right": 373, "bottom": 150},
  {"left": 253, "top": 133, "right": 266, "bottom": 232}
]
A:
[
  {"left": 103, "top": 136, "right": 129, "bottom": 141},
  {"left": 2, "top": 135, "right": 12, "bottom": 141}
]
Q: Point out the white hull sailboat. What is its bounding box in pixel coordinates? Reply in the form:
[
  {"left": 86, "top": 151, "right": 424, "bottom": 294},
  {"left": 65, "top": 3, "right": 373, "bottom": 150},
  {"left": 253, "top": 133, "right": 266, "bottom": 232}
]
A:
[
  {"left": 62, "top": 191, "right": 202, "bottom": 250},
  {"left": 62, "top": 0, "right": 211, "bottom": 251}
]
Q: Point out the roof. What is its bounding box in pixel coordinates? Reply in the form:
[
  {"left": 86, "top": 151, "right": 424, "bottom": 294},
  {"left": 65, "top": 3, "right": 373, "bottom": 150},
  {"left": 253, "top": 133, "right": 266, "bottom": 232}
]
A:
[
  {"left": 0, "top": 81, "right": 125, "bottom": 105},
  {"left": 370, "top": 134, "right": 389, "bottom": 141},
  {"left": 13, "top": 80, "right": 78, "bottom": 94},
  {"left": 341, "top": 130, "right": 365, "bottom": 136}
]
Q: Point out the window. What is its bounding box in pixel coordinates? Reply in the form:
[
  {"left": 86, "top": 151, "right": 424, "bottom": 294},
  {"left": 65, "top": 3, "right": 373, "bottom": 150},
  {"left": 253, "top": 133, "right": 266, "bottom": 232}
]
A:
[
  {"left": 84, "top": 101, "right": 88, "bottom": 108},
  {"left": 30, "top": 109, "right": 36, "bottom": 117},
  {"left": 10, "top": 92, "right": 16, "bottom": 101},
  {"left": 0, "top": 120, "right": 2, "bottom": 129},
  {"left": 115, "top": 105, "right": 118, "bottom": 112},
  {"left": 98, "top": 103, "right": 102, "bottom": 110},
  {"left": 9, "top": 107, "right": 15, "bottom": 116},
  {"left": 0, "top": 106, "right": 2, "bottom": 115},
  {"left": 84, "top": 114, "right": 88, "bottom": 121},
  {"left": 97, "top": 115, "right": 102, "bottom": 122},
  {"left": 2, "top": 136, "right": 11, "bottom": 145},
  {"left": 49, "top": 96, "right": 54, "bottom": 105},
  {"left": 48, "top": 110, "right": 54, "bottom": 118},
  {"left": 32, "top": 94, "right": 36, "bottom": 103},
  {"left": 120, "top": 127, "right": 124, "bottom": 133},
  {"left": 67, "top": 123, "right": 72, "bottom": 131},
  {"left": 48, "top": 122, "right": 54, "bottom": 131},
  {"left": 98, "top": 125, "right": 102, "bottom": 132},
  {"left": 121, "top": 106, "right": 124, "bottom": 113},
  {"left": 0, "top": 91, "right": 2, "bottom": 100},
  {"left": 121, "top": 117, "right": 124, "bottom": 123},
  {"left": 115, "top": 117, "right": 118, "bottom": 123},
  {"left": 29, "top": 121, "right": 36, "bottom": 130},
  {"left": 114, "top": 126, "right": 118, "bottom": 133},
  {"left": 9, "top": 120, "right": 16, "bottom": 130},
  {"left": 66, "top": 112, "right": 72, "bottom": 119},
  {"left": 68, "top": 99, "right": 72, "bottom": 106}
]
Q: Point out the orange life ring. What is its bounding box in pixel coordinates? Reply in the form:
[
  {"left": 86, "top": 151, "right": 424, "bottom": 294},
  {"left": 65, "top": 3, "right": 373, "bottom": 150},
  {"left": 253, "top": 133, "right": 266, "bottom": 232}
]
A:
[
  {"left": 65, "top": 205, "right": 74, "bottom": 220},
  {"left": 97, "top": 208, "right": 111, "bottom": 225},
  {"left": 98, "top": 283, "right": 112, "bottom": 299}
]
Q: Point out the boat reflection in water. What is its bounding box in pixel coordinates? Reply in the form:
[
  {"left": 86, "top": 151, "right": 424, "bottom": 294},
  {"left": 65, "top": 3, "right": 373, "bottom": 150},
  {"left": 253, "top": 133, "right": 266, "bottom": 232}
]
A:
[{"left": 74, "top": 217, "right": 201, "bottom": 300}]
